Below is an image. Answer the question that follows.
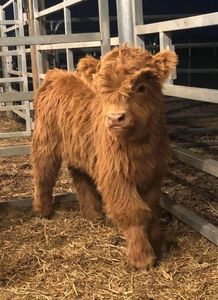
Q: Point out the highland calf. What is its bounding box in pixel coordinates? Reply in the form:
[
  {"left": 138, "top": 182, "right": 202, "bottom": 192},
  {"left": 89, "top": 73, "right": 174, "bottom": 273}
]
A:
[{"left": 32, "top": 46, "right": 177, "bottom": 269}]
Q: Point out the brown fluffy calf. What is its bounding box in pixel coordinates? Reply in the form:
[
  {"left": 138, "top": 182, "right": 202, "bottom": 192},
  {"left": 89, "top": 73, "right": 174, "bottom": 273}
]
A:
[{"left": 32, "top": 45, "right": 177, "bottom": 269}]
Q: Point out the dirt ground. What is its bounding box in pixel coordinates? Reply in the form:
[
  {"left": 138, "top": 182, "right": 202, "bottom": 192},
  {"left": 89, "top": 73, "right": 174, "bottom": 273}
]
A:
[{"left": 0, "top": 102, "right": 218, "bottom": 299}]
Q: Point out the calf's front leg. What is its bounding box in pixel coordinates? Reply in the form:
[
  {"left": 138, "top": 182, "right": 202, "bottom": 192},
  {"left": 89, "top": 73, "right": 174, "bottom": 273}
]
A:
[{"left": 101, "top": 182, "right": 156, "bottom": 270}]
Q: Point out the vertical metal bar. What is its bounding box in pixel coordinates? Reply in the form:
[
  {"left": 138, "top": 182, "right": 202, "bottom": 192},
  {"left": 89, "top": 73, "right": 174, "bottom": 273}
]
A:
[
  {"left": 159, "top": 31, "right": 173, "bottom": 51},
  {"left": 16, "top": 0, "right": 28, "bottom": 92},
  {"left": 17, "top": 0, "right": 31, "bottom": 135},
  {"left": 159, "top": 31, "right": 176, "bottom": 81},
  {"left": 64, "top": 1, "right": 74, "bottom": 70},
  {"left": 0, "top": 5, "right": 13, "bottom": 119},
  {"left": 98, "top": 0, "right": 110, "bottom": 55},
  {"left": 132, "top": 0, "right": 144, "bottom": 48},
  {"left": 13, "top": 0, "right": 20, "bottom": 91},
  {"left": 0, "top": 7, "right": 12, "bottom": 93},
  {"left": 28, "top": 0, "right": 40, "bottom": 90},
  {"left": 116, "top": 0, "right": 134, "bottom": 46},
  {"left": 32, "top": 0, "right": 43, "bottom": 83},
  {"left": 188, "top": 45, "right": 191, "bottom": 86}
]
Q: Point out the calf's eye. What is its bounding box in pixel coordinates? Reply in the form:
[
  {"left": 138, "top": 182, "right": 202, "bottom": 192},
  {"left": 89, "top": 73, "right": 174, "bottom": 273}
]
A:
[{"left": 136, "top": 84, "right": 147, "bottom": 94}]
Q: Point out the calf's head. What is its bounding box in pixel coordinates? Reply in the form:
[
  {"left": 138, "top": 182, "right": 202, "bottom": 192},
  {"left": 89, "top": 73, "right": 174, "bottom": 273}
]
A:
[{"left": 93, "top": 46, "right": 177, "bottom": 141}]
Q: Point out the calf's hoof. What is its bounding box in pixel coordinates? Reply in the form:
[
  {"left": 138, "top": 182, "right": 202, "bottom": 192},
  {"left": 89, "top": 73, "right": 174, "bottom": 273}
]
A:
[
  {"left": 128, "top": 248, "right": 156, "bottom": 270},
  {"left": 81, "top": 207, "right": 103, "bottom": 222},
  {"left": 33, "top": 204, "right": 53, "bottom": 218}
]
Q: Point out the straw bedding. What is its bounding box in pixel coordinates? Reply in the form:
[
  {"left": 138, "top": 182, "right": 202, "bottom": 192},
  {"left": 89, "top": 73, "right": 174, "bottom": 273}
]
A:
[
  {"left": 0, "top": 106, "right": 218, "bottom": 299},
  {"left": 0, "top": 202, "right": 217, "bottom": 299}
]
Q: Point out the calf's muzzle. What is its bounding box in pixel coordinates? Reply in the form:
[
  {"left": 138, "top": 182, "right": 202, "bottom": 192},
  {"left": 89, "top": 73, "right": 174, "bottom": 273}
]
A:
[{"left": 106, "top": 112, "right": 126, "bottom": 128}]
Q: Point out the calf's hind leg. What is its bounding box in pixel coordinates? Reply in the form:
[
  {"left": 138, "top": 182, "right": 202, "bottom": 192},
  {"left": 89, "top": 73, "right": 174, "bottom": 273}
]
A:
[
  {"left": 32, "top": 150, "right": 61, "bottom": 217},
  {"left": 69, "top": 167, "right": 103, "bottom": 221}
]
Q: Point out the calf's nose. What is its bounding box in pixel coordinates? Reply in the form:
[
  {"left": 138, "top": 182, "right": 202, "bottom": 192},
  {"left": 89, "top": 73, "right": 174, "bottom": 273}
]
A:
[{"left": 107, "top": 112, "right": 126, "bottom": 127}]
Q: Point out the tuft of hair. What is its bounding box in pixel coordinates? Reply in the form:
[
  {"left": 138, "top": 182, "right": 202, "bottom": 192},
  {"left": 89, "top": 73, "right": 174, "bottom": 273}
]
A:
[
  {"left": 43, "top": 68, "right": 68, "bottom": 84},
  {"left": 76, "top": 55, "right": 100, "bottom": 87}
]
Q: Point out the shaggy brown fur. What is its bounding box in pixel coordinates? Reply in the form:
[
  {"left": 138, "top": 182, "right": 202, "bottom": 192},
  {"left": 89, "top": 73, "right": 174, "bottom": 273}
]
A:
[
  {"left": 76, "top": 54, "right": 99, "bottom": 88},
  {"left": 32, "top": 45, "right": 177, "bottom": 269}
]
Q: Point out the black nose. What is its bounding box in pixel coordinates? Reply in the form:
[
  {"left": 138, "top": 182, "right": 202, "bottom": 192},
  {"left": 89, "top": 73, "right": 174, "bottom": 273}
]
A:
[{"left": 107, "top": 113, "right": 126, "bottom": 127}]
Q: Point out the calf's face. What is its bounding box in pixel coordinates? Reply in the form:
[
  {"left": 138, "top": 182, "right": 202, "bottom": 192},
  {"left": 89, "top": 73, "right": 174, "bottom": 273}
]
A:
[
  {"left": 104, "top": 72, "right": 161, "bottom": 140},
  {"left": 94, "top": 47, "right": 177, "bottom": 141}
]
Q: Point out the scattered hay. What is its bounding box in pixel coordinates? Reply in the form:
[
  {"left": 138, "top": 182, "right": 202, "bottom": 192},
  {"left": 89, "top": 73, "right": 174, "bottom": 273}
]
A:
[
  {"left": 0, "top": 206, "right": 217, "bottom": 300},
  {"left": 0, "top": 105, "right": 218, "bottom": 299}
]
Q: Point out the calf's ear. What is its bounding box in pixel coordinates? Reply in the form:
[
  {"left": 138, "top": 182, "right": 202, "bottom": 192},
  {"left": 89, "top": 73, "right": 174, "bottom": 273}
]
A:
[
  {"left": 152, "top": 50, "right": 178, "bottom": 82},
  {"left": 76, "top": 55, "right": 100, "bottom": 78}
]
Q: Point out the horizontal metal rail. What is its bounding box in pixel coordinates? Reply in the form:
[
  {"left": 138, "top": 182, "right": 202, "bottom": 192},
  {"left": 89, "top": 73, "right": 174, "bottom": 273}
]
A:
[
  {"left": 136, "top": 12, "right": 218, "bottom": 35},
  {"left": 2, "top": 0, "right": 14, "bottom": 9},
  {"left": 0, "top": 20, "right": 20, "bottom": 25},
  {"left": 37, "top": 37, "right": 119, "bottom": 51},
  {"left": 163, "top": 84, "right": 218, "bottom": 104},
  {"left": 0, "top": 77, "right": 24, "bottom": 83},
  {"left": 160, "top": 197, "right": 218, "bottom": 246},
  {"left": 0, "top": 145, "right": 30, "bottom": 157},
  {"left": 38, "top": 41, "right": 101, "bottom": 51},
  {"left": 0, "top": 91, "right": 34, "bottom": 102},
  {"left": 0, "top": 191, "right": 217, "bottom": 245},
  {"left": 3, "top": 24, "right": 24, "bottom": 33},
  {"left": 35, "top": 0, "right": 84, "bottom": 18},
  {"left": 0, "top": 32, "right": 101, "bottom": 47},
  {"left": 177, "top": 68, "right": 218, "bottom": 74},
  {"left": 0, "top": 104, "right": 26, "bottom": 111},
  {"left": 0, "top": 131, "right": 31, "bottom": 138},
  {"left": 172, "top": 144, "right": 218, "bottom": 177},
  {"left": 0, "top": 50, "right": 21, "bottom": 56}
]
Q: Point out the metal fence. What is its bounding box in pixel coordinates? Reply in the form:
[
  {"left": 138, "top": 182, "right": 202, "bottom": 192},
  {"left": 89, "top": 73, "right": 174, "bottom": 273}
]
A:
[
  {"left": 0, "top": 0, "right": 217, "bottom": 173},
  {"left": 0, "top": 0, "right": 116, "bottom": 137},
  {"left": 0, "top": 0, "right": 218, "bottom": 244}
]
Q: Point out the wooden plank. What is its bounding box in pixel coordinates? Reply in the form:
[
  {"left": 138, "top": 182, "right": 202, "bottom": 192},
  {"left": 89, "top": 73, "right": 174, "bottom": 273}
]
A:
[
  {"left": 163, "top": 84, "right": 218, "bottom": 104},
  {"left": 160, "top": 197, "right": 218, "bottom": 246},
  {"left": 0, "top": 145, "right": 30, "bottom": 157},
  {"left": 0, "top": 32, "right": 101, "bottom": 47},
  {"left": 35, "top": 0, "right": 84, "bottom": 18},
  {"left": 0, "top": 91, "right": 34, "bottom": 102},
  {"left": 172, "top": 145, "right": 218, "bottom": 177},
  {"left": 136, "top": 12, "right": 218, "bottom": 35}
]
